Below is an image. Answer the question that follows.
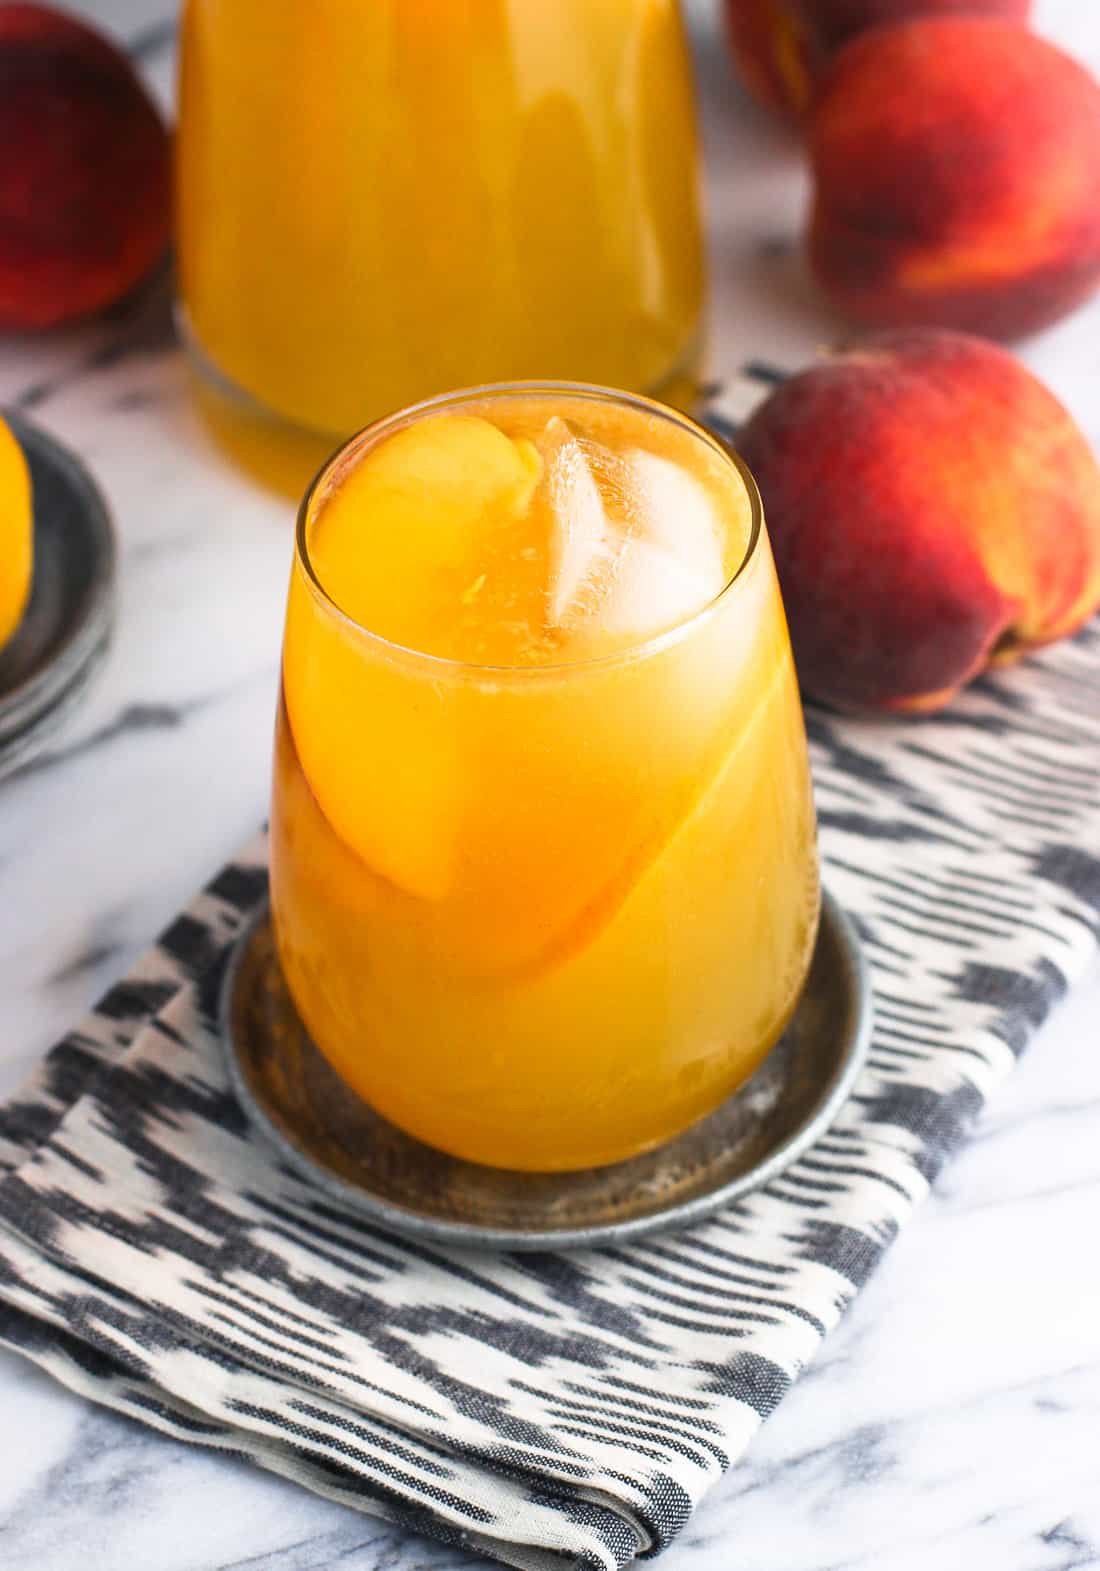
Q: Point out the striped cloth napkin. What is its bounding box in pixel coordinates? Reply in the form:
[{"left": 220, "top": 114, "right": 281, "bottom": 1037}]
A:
[{"left": 0, "top": 373, "right": 1098, "bottom": 1571}]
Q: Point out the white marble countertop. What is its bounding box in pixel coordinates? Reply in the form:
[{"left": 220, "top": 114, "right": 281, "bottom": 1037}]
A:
[{"left": 1, "top": 2, "right": 1099, "bottom": 1567}]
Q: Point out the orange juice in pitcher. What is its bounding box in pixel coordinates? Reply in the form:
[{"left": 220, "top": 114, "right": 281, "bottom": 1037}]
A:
[{"left": 176, "top": 3, "right": 706, "bottom": 491}]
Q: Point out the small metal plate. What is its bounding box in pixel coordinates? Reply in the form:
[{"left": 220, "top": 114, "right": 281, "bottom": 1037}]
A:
[
  {"left": 0, "top": 411, "right": 116, "bottom": 778},
  {"left": 221, "top": 890, "right": 871, "bottom": 1251}
]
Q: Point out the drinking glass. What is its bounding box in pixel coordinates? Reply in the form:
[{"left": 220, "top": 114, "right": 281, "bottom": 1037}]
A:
[{"left": 271, "top": 383, "right": 820, "bottom": 1172}]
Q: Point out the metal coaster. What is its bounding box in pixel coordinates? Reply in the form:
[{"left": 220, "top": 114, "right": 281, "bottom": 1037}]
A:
[
  {"left": 220, "top": 890, "right": 871, "bottom": 1251},
  {"left": 0, "top": 411, "right": 116, "bottom": 779}
]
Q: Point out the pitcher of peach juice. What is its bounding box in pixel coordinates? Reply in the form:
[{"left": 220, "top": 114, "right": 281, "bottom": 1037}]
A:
[
  {"left": 176, "top": 1, "right": 706, "bottom": 493},
  {"left": 271, "top": 383, "right": 820, "bottom": 1172}
]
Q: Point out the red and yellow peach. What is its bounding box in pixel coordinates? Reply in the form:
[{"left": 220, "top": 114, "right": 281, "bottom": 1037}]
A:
[
  {"left": 724, "top": 0, "right": 1031, "bottom": 119},
  {"left": 808, "top": 18, "right": 1100, "bottom": 339},
  {"left": 738, "top": 330, "right": 1100, "bottom": 712},
  {"left": 0, "top": 4, "right": 171, "bottom": 331}
]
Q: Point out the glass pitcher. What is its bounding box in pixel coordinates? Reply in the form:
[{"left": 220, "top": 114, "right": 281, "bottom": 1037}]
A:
[{"left": 176, "top": 1, "right": 706, "bottom": 491}]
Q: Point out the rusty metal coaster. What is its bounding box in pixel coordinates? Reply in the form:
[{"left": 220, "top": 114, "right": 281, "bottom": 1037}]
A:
[
  {"left": 219, "top": 889, "right": 871, "bottom": 1251},
  {"left": 0, "top": 411, "right": 116, "bottom": 779}
]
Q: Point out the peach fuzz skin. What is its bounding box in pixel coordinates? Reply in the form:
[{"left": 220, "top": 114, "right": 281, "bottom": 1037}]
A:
[
  {"left": 0, "top": 4, "right": 170, "bottom": 331},
  {"left": 737, "top": 331, "right": 1100, "bottom": 714},
  {"left": 808, "top": 18, "right": 1100, "bottom": 340},
  {"left": 723, "top": 0, "right": 1030, "bottom": 120}
]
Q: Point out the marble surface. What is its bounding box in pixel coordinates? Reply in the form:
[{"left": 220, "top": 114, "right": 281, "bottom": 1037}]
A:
[{"left": 1, "top": 2, "right": 1099, "bottom": 1567}]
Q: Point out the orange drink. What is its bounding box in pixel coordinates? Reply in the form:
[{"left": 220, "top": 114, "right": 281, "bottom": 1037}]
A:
[
  {"left": 271, "top": 385, "right": 819, "bottom": 1172},
  {"left": 176, "top": 2, "right": 705, "bottom": 491}
]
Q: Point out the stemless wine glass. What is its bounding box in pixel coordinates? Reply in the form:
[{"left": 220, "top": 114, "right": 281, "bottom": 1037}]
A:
[
  {"left": 176, "top": 1, "right": 705, "bottom": 491},
  {"left": 270, "top": 383, "right": 820, "bottom": 1173}
]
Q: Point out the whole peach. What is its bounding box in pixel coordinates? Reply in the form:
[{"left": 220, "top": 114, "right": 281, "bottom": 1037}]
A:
[
  {"left": 724, "top": 0, "right": 1031, "bottom": 119},
  {"left": 0, "top": 4, "right": 171, "bottom": 331},
  {"left": 737, "top": 331, "right": 1100, "bottom": 713},
  {"left": 809, "top": 18, "right": 1100, "bottom": 339}
]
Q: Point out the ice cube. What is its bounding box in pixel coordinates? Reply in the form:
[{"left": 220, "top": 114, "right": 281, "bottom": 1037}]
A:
[
  {"left": 595, "top": 449, "right": 727, "bottom": 639},
  {"left": 594, "top": 534, "right": 723, "bottom": 641},
  {"left": 625, "top": 449, "right": 726, "bottom": 588},
  {"left": 538, "top": 421, "right": 728, "bottom": 646},
  {"left": 540, "top": 416, "right": 619, "bottom": 624}
]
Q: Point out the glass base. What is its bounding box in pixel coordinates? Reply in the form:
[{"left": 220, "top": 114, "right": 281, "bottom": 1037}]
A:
[
  {"left": 179, "top": 311, "right": 708, "bottom": 500},
  {"left": 219, "top": 891, "right": 869, "bottom": 1249}
]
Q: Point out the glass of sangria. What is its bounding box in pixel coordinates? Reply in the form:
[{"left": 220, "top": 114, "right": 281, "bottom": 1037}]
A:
[{"left": 271, "top": 384, "right": 819, "bottom": 1172}]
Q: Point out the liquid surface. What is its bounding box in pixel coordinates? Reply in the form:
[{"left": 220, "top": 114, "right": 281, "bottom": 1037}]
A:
[
  {"left": 177, "top": 0, "right": 704, "bottom": 448},
  {"left": 273, "top": 391, "right": 819, "bottom": 1171},
  {"left": 307, "top": 396, "right": 753, "bottom": 666}
]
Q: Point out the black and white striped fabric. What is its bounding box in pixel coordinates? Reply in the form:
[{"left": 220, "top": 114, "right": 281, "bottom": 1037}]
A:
[{"left": 1, "top": 372, "right": 1098, "bottom": 1571}]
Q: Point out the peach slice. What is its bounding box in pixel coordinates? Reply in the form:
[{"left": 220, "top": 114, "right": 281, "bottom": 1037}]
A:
[
  {"left": 492, "top": 573, "right": 790, "bottom": 986},
  {"left": 309, "top": 414, "right": 541, "bottom": 650},
  {"left": 285, "top": 414, "right": 541, "bottom": 903},
  {"left": 0, "top": 417, "right": 32, "bottom": 650}
]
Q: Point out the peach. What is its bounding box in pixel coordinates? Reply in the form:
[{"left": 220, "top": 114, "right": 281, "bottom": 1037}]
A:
[
  {"left": 0, "top": 4, "right": 171, "bottom": 331},
  {"left": 809, "top": 18, "right": 1100, "bottom": 339},
  {"left": 737, "top": 330, "right": 1100, "bottom": 713},
  {"left": 724, "top": 0, "right": 1030, "bottom": 119}
]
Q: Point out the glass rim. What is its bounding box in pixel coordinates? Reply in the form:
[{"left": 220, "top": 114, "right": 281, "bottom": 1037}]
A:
[{"left": 293, "top": 379, "right": 764, "bottom": 680}]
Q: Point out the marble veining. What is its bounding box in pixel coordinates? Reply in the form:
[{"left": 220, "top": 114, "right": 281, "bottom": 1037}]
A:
[{"left": 0, "top": 1, "right": 1098, "bottom": 1567}]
